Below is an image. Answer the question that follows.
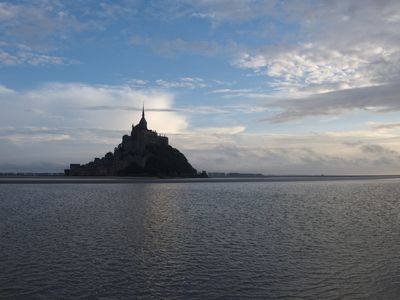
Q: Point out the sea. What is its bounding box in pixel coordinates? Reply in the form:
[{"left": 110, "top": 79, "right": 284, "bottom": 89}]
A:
[{"left": 1, "top": 178, "right": 400, "bottom": 299}]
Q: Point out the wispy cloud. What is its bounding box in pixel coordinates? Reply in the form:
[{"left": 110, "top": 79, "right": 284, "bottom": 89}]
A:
[
  {"left": 0, "top": 47, "right": 74, "bottom": 66},
  {"left": 155, "top": 77, "right": 207, "bottom": 89},
  {"left": 131, "top": 36, "right": 220, "bottom": 56},
  {"left": 266, "top": 84, "right": 400, "bottom": 122},
  {"left": 127, "top": 79, "right": 148, "bottom": 87},
  {"left": 373, "top": 123, "right": 400, "bottom": 130},
  {"left": 151, "top": 0, "right": 278, "bottom": 24},
  {"left": 83, "top": 105, "right": 229, "bottom": 114},
  {"left": 0, "top": 1, "right": 95, "bottom": 49},
  {"left": 0, "top": 1, "right": 139, "bottom": 65}
]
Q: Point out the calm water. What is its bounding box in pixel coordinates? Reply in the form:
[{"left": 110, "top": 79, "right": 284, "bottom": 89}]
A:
[{"left": 1, "top": 180, "right": 400, "bottom": 299}]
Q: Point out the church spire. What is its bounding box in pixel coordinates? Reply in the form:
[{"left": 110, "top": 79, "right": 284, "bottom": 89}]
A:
[{"left": 136, "top": 102, "right": 148, "bottom": 130}]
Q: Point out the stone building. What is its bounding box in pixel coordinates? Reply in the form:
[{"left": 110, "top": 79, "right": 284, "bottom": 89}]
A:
[
  {"left": 65, "top": 106, "right": 197, "bottom": 177},
  {"left": 124, "top": 105, "right": 168, "bottom": 153}
]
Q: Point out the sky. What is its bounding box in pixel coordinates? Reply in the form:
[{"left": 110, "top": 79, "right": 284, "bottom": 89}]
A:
[{"left": 1, "top": 0, "right": 400, "bottom": 174}]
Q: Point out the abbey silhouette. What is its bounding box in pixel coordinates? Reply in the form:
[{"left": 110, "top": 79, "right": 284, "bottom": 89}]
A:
[{"left": 65, "top": 106, "right": 198, "bottom": 177}]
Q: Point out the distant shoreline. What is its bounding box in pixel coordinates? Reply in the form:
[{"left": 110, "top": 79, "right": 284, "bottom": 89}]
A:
[{"left": 1, "top": 175, "right": 400, "bottom": 184}]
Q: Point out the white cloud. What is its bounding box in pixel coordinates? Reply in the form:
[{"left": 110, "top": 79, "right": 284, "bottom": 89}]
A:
[
  {"left": 127, "top": 79, "right": 148, "bottom": 86},
  {"left": 210, "top": 88, "right": 253, "bottom": 94},
  {"left": 0, "top": 84, "right": 15, "bottom": 94},
  {"left": 0, "top": 82, "right": 188, "bottom": 134},
  {"left": 209, "top": 88, "right": 271, "bottom": 99},
  {"left": 0, "top": 48, "right": 71, "bottom": 66},
  {"left": 373, "top": 123, "right": 400, "bottom": 130},
  {"left": 232, "top": 1, "right": 400, "bottom": 97},
  {"left": 192, "top": 126, "right": 245, "bottom": 135},
  {"left": 235, "top": 42, "right": 398, "bottom": 96},
  {"left": 155, "top": 77, "right": 207, "bottom": 89}
]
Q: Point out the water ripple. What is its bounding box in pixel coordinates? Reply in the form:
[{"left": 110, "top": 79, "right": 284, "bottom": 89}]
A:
[{"left": 1, "top": 180, "right": 400, "bottom": 298}]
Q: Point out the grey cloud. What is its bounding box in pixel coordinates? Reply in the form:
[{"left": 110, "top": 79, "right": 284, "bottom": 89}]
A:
[
  {"left": 268, "top": 84, "right": 400, "bottom": 122},
  {"left": 343, "top": 140, "right": 363, "bottom": 147},
  {"left": 360, "top": 144, "right": 399, "bottom": 156},
  {"left": 373, "top": 123, "right": 400, "bottom": 130},
  {"left": 184, "top": 144, "right": 398, "bottom": 175},
  {"left": 83, "top": 105, "right": 228, "bottom": 114},
  {"left": 359, "top": 143, "right": 400, "bottom": 166}
]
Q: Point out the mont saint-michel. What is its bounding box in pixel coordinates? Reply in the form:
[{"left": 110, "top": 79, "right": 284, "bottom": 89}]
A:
[{"left": 65, "top": 107, "right": 199, "bottom": 177}]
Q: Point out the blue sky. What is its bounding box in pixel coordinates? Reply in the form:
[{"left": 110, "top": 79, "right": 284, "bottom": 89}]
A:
[{"left": 1, "top": 0, "right": 400, "bottom": 174}]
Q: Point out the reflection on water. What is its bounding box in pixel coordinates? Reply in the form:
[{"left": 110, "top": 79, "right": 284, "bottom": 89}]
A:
[{"left": 1, "top": 180, "right": 400, "bottom": 299}]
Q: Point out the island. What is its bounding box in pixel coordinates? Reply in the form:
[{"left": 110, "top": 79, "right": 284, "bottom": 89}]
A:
[{"left": 65, "top": 106, "right": 203, "bottom": 177}]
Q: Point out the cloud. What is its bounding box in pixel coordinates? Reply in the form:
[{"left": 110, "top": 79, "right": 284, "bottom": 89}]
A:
[
  {"left": 130, "top": 36, "right": 220, "bottom": 56},
  {"left": 0, "top": 82, "right": 192, "bottom": 171},
  {"left": 154, "top": 0, "right": 278, "bottom": 24},
  {"left": 232, "top": 1, "right": 400, "bottom": 96},
  {"left": 0, "top": 126, "right": 128, "bottom": 146},
  {"left": 0, "top": 84, "right": 15, "bottom": 94},
  {"left": 210, "top": 88, "right": 253, "bottom": 94},
  {"left": 2, "top": 102, "right": 400, "bottom": 174},
  {"left": 191, "top": 126, "right": 246, "bottom": 135},
  {"left": 372, "top": 122, "right": 400, "bottom": 131},
  {"left": 235, "top": 42, "right": 400, "bottom": 96},
  {"left": 126, "top": 77, "right": 215, "bottom": 90},
  {"left": 132, "top": 0, "right": 400, "bottom": 103},
  {"left": 209, "top": 88, "right": 272, "bottom": 99},
  {"left": 127, "top": 79, "right": 148, "bottom": 87},
  {"left": 0, "top": 47, "right": 72, "bottom": 66},
  {"left": 360, "top": 143, "right": 399, "bottom": 156},
  {"left": 0, "top": 1, "right": 139, "bottom": 65},
  {"left": 0, "top": 82, "right": 188, "bottom": 134},
  {"left": 169, "top": 129, "right": 400, "bottom": 174},
  {"left": 267, "top": 84, "right": 400, "bottom": 122},
  {"left": 0, "top": 1, "right": 93, "bottom": 49},
  {"left": 83, "top": 105, "right": 228, "bottom": 114},
  {"left": 155, "top": 77, "right": 207, "bottom": 89}
]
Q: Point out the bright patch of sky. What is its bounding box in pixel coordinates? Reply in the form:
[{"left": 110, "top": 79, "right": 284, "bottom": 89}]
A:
[{"left": 1, "top": 0, "right": 400, "bottom": 174}]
